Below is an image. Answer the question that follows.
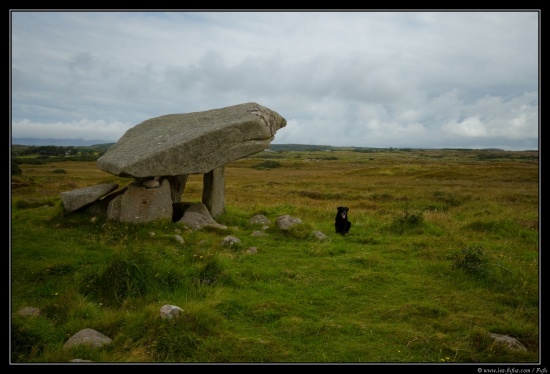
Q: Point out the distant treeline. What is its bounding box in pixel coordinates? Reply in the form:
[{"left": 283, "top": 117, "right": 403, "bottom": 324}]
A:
[
  {"left": 13, "top": 142, "right": 539, "bottom": 155},
  {"left": 267, "top": 144, "right": 539, "bottom": 154},
  {"left": 12, "top": 143, "right": 114, "bottom": 157},
  {"left": 11, "top": 144, "right": 115, "bottom": 175},
  {"left": 268, "top": 144, "right": 381, "bottom": 152},
  {"left": 10, "top": 143, "right": 538, "bottom": 176}
]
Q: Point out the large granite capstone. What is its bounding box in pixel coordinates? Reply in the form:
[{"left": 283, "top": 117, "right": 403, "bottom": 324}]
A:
[{"left": 96, "top": 102, "right": 287, "bottom": 178}]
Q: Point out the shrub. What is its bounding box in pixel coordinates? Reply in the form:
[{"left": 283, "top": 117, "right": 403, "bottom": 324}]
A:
[
  {"left": 11, "top": 160, "right": 22, "bottom": 175},
  {"left": 14, "top": 198, "right": 58, "bottom": 209},
  {"left": 11, "top": 319, "right": 47, "bottom": 362},
  {"left": 252, "top": 160, "right": 281, "bottom": 170},
  {"left": 449, "top": 245, "right": 489, "bottom": 277},
  {"left": 388, "top": 209, "right": 424, "bottom": 234},
  {"left": 196, "top": 257, "right": 232, "bottom": 286},
  {"left": 82, "top": 249, "right": 157, "bottom": 308}
]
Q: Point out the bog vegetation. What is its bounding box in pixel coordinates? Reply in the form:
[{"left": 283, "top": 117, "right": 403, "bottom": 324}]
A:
[{"left": 11, "top": 146, "right": 539, "bottom": 363}]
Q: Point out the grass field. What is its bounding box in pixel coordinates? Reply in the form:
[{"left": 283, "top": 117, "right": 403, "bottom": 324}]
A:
[{"left": 10, "top": 148, "right": 540, "bottom": 364}]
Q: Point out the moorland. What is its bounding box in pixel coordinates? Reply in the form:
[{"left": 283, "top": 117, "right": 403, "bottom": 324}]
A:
[{"left": 10, "top": 146, "right": 540, "bottom": 364}]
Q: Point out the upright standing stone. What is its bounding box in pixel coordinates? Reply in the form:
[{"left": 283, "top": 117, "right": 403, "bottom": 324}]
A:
[
  {"left": 164, "top": 174, "right": 189, "bottom": 203},
  {"left": 202, "top": 166, "right": 225, "bottom": 218}
]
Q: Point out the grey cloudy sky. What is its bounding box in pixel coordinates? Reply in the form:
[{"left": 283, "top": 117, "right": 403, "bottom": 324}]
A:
[{"left": 10, "top": 10, "right": 539, "bottom": 150}]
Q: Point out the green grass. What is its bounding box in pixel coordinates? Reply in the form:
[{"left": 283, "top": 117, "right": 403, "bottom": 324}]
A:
[{"left": 10, "top": 149, "right": 539, "bottom": 363}]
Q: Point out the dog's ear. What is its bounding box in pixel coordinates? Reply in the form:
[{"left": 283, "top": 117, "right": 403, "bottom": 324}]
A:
[{"left": 337, "top": 206, "right": 342, "bottom": 211}]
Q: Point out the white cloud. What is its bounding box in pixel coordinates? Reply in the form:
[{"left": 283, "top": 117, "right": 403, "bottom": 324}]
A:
[
  {"left": 10, "top": 11, "right": 539, "bottom": 150},
  {"left": 443, "top": 117, "right": 488, "bottom": 137}
]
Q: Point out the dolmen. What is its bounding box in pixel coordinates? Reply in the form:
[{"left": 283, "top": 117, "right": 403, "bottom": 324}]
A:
[{"left": 60, "top": 102, "right": 286, "bottom": 223}]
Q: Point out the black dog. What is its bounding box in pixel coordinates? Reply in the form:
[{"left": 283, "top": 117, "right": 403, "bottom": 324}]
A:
[{"left": 335, "top": 206, "right": 351, "bottom": 235}]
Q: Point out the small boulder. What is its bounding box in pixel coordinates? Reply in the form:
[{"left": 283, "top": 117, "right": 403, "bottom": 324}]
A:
[
  {"left": 17, "top": 306, "right": 40, "bottom": 317},
  {"left": 276, "top": 215, "right": 303, "bottom": 230},
  {"left": 250, "top": 214, "right": 271, "bottom": 226},
  {"left": 160, "top": 305, "right": 184, "bottom": 320},
  {"left": 63, "top": 328, "right": 112, "bottom": 350}
]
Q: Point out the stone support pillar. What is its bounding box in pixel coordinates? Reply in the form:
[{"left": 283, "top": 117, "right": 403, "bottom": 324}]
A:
[
  {"left": 165, "top": 174, "right": 189, "bottom": 203},
  {"left": 116, "top": 179, "right": 173, "bottom": 223},
  {"left": 202, "top": 166, "right": 225, "bottom": 218}
]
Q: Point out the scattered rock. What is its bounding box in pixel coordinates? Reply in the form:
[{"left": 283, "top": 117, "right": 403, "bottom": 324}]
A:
[
  {"left": 63, "top": 328, "right": 112, "bottom": 350},
  {"left": 489, "top": 333, "right": 527, "bottom": 351},
  {"left": 276, "top": 215, "right": 302, "bottom": 230},
  {"left": 177, "top": 202, "right": 227, "bottom": 230},
  {"left": 313, "top": 230, "right": 328, "bottom": 240},
  {"left": 250, "top": 214, "right": 271, "bottom": 226},
  {"left": 221, "top": 236, "right": 241, "bottom": 247},
  {"left": 160, "top": 305, "right": 184, "bottom": 320},
  {"left": 18, "top": 306, "right": 40, "bottom": 317}
]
